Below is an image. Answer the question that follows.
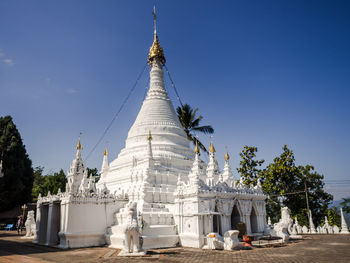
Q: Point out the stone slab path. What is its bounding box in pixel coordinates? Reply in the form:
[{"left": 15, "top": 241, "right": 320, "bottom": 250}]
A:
[{"left": 1, "top": 231, "right": 350, "bottom": 263}]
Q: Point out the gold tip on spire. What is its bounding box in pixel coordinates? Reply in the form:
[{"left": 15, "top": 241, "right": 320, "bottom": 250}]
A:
[
  {"left": 104, "top": 146, "right": 108, "bottom": 156},
  {"left": 76, "top": 137, "right": 82, "bottom": 150},
  {"left": 194, "top": 140, "right": 200, "bottom": 154},
  {"left": 148, "top": 7, "right": 166, "bottom": 66},
  {"left": 209, "top": 142, "right": 216, "bottom": 153},
  {"left": 147, "top": 130, "right": 153, "bottom": 141},
  {"left": 224, "top": 150, "right": 230, "bottom": 161}
]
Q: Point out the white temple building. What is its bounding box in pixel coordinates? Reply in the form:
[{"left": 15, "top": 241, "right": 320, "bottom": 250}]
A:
[{"left": 35, "top": 13, "right": 267, "bottom": 250}]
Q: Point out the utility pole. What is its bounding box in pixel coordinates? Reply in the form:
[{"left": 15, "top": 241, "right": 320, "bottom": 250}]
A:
[{"left": 304, "top": 179, "right": 310, "bottom": 221}]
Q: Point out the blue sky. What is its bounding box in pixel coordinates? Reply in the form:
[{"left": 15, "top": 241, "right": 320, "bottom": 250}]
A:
[{"left": 1, "top": 1, "right": 349, "bottom": 200}]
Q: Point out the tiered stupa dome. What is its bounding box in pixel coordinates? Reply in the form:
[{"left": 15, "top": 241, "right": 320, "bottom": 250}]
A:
[{"left": 100, "top": 16, "right": 195, "bottom": 196}]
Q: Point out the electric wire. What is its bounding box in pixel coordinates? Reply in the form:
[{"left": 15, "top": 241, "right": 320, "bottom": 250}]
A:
[
  {"left": 84, "top": 62, "right": 148, "bottom": 161},
  {"left": 164, "top": 64, "right": 183, "bottom": 107}
]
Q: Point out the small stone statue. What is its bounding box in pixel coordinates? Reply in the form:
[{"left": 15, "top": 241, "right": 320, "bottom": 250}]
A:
[
  {"left": 119, "top": 202, "right": 145, "bottom": 256},
  {"left": 21, "top": 210, "right": 36, "bottom": 239},
  {"left": 223, "top": 230, "right": 240, "bottom": 250},
  {"left": 273, "top": 207, "right": 293, "bottom": 241}
]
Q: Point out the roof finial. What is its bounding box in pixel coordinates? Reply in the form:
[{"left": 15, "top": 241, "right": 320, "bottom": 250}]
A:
[
  {"left": 194, "top": 139, "right": 200, "bottom": 154},
  {"left": 76, "top": 132, "right": 82, "bottom": 150},
  {"left": 104, "top": 141, "right": 108, "bottom": 156},
  {"left": 147, "top": 130, "right": 153, "bottom": 141},
  {"left": 209, "top": 136, "right": 216, "bottom": 153},
  {"left": 148, "top": 7, "right": 166, "bottom": 66},
  {"left": 153, "top": 6, "right": 157, "bottom": 35},
  {"left": 224, "top": 147, "right": 230, "bottom": 161}
]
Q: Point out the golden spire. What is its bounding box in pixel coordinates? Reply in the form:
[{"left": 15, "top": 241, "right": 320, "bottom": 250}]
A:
[
  {"left": 76, "top": 136, "right": 82, "bottom": 150},
  {"left": 209, "top": 142, "right": 216, "bottom": 153},
  {"left": 224, "top": 150, "right": 230, "bottom": 161},
  {"left": 147, "top": 130, "right": 153, "bottom": 141},
  {"left": 148, "top": 6, "right": 166, "bottom": 66},
  {"left": 103, "top": 146, "right": 108, "bottom": 156},
  {"left": 194, "top": 140, "right": 200, "bottom": 154}
]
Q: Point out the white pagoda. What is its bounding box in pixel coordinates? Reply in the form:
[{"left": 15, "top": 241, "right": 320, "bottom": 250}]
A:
[{"left": 35, "top": 12, "right": 267, "bottom": 250}]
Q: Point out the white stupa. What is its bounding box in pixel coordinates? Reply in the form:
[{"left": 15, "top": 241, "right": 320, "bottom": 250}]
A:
[
  {"left": 97, "top": 23, "right": 195, "bottom": 204},
  {"left": 35, "top": 10, "right": 267, "bottom": 250}
]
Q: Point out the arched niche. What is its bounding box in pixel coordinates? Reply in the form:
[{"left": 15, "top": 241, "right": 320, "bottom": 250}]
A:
[
  {"left": 250, "top": 205, "right": 258, "bottom": 234},
  {"left": 230, "top": 204, "right": 241, "bottom": 230},
  {"left": 213, "top": 204, "right": 222, "bottom": 235}
]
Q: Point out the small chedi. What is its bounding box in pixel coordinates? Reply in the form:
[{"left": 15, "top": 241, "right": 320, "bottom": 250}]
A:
[
  {"left": 34, "top": 12, "right": 268, "bottom": 251},
  {"left": 340, "top": 208, "right": 349, "bottom": 234},
  {"left": 270, "top": 207, "right": 349, "bottom": 238}
]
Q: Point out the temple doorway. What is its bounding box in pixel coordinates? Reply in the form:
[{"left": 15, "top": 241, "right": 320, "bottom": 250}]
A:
[
  {"left": 231, "top": 205, "right": 241, "bottom": 230},
  {"left": 213, "top": 205, "right": 222, "bottom": 235},
  {"left": 250, "top": 206, "right": 258, "bottom": 233},
  {"left": 48, "top": 202, "right": 61, "bottom": 245},
  {"left": 38, "top": 204, "right": 49, "bottom": 244}
]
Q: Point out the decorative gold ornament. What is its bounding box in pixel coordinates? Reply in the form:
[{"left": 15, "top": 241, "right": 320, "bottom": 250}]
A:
[
  {"left": 76, "top": 137, "right": 82, "bottom": 150},
  {"left": 224, "top": 150, "right": 230, "bottom": 161},
  {"left": 194, "top": 140, "right": 200, "bottom": 154},
  {"left": 148, "top": 7, "right": 166, "bottom": 66},
  {"left": 209, "top": 142, "right": 216, "bottom": 153},
  {"left": 104, "top": 146, "right": 108, "bottom": 156},
  {"left": 147, "top": 130, "right": 153, "bottom": 141}
]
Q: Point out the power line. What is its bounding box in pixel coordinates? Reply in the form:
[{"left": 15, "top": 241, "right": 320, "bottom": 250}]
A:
[
  {"left": 269, "top": 190, "right": 306, "bottom": 197},
  {"left": 84, "top": 62, "right": 148, "bottom": 162},
  {"left": 164, "top": 65, "right": 183, "bottom": 107}
]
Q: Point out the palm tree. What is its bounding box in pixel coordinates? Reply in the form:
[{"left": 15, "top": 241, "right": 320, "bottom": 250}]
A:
[{"left": 176, "top": 104, "right": 214, "bottom": 153}]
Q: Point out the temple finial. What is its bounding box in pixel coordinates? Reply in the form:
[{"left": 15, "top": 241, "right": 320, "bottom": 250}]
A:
[
  {"left": 224, "top": 151, "right": 230, "bottom": 161},
  {"left": 152, "top": 6, "right": 157, "bottom": 34},
  {"left": 103, "top": 146, "right": 108, "bottom": 156},
  {"left": 147, "top": 130, "right": 153, "bottom": 141},
  {"left": 194, "top": 139, "right": 200, "bottom": 154},
  {"left": 148, "top": 7, "right": 166, "bottom": 66},
  {"left": 76, "top": 133, "right": 82, "bottom": 150}
]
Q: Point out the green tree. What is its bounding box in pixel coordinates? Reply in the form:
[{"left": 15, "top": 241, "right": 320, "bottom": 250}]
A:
[
  {"left": 176, "top": 104, "right": 214, "bottom": 153},
  {"left": 31, "top": 166, "right": 46, "bottom": 201},
  {"left": 262, "top": 145, "right": 332, "bottom": 226},
  {"left": 0, "top": 116, "right": 34, "bottom": 211},
  {"left": 236, "top": 146, "right": 265, "bottom": 186},
  {"left": 327, "top": 207, "right": 341, "bottom": 227},
  {"left": 87, "top": 167, "right": 100, "bottom": 182},
  {"left": 31, "top": 168, "right": 66, "bottom": 201},
  {"left": 340, "top": 198, "right": 350, "bottom": 213},
  {"left": 299, "top": 164, "right": 333, "bottom": 225}
]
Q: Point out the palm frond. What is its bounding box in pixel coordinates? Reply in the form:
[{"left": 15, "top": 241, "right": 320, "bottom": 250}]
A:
[{"left": 192, "top": 125, "right": 214, "bottom": 134}]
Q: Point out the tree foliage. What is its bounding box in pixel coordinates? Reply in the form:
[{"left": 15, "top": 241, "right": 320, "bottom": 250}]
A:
[
  {"left": 327, "top": 207, "right": 341, "bottom": 227},
  {"left": 176, "top": 104, "right": 214, "bottom": 153},
  {"left": 31, "top": 167, "right": 66, "bottom": 201},
  {"left": 262, "top": 145, "right": 333, "bottom": 225},
  {"left": 340, "top": 198, "right": 350, "bottom": 214},
  {"left": 236, "top": 146, "right": 264, "bottom": 186},
  {"left": 87, "top": 167, "right": 100, "bottom": 182},
  {"left": 236, "top": 144, "right": 333, "bottom": 226},
  {"left": 0, "top": 116, "right": 34, "bottom": 211}
]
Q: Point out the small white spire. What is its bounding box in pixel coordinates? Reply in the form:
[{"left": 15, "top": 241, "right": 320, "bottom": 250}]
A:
[
  {"left": 100, "top": 146, "right": 109, "bottom": 180},
  {"left": 206, "top": 140, "right": 219, "bottom": 185},
  {"left": 309, "top": 210, "right": 316, "bottom": 234},
  {"left": 341, "top": 208, "right": 349, "bottom": 234},
  {"left": 222, "top": 148, "right": 234, "bottom": 185}
]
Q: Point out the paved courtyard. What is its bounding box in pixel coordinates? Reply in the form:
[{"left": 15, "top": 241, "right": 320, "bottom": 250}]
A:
[{"left": 0, "top": 231, "right": 350, "bottom": 263}]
